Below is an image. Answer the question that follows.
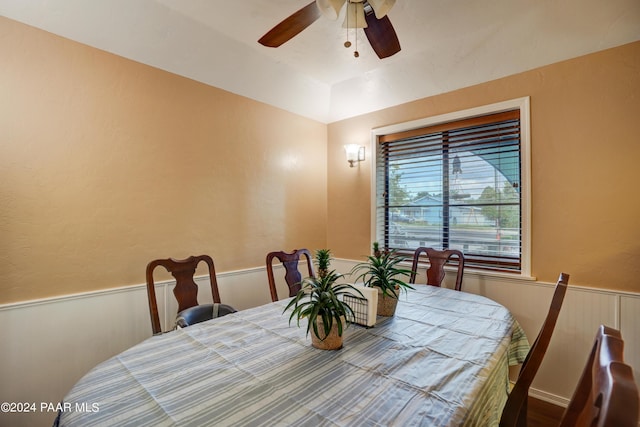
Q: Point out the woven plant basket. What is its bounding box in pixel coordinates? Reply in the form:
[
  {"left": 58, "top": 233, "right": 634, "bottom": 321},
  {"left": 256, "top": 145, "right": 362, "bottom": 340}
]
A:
[
  {"left": 377, "top": 288, "right": 399, "bottom": 317},
  {"left": 311, "top": 317, "right": 344, "bottom": 350}
]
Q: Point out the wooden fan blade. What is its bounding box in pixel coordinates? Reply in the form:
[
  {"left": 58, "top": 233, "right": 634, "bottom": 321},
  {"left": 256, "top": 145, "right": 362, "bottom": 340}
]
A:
[
  {"left": 363, "top": 10, "right": 401, "bottom": 59},
  {"left": 258, "top": 1, "right": 321, "bottom": 47}
]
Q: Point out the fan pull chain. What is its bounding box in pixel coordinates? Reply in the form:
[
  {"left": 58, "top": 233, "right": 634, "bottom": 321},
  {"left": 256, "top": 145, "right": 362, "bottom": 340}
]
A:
[
  {"left": 344, "top": 1, "right": 351, "bottom": 50},
  {"left": 344, "top": 30, "right": 351, "bottom": 49},
  {"left": 343, "top": 1, "right": 359, "bottom": 58},
  {"left": 354, "top": 2, "right": 359, "bottom": 58},
  {"left": 354, "top": 31, "right": 359, "bottom": 57}
]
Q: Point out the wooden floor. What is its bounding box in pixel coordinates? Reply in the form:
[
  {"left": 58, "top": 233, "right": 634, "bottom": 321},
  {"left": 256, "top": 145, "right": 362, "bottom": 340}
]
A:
[{"left": 527, "top": 397, "right": 565, "bottom": 427}]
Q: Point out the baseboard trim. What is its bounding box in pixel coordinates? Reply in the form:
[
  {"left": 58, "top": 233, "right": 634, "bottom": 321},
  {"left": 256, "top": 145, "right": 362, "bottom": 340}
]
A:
[
  {"left": 528, "top": 387, "right": 640, "bottom": 427},
  {"left": 528, "top": 387, "right": 569, "bottom": 408}
]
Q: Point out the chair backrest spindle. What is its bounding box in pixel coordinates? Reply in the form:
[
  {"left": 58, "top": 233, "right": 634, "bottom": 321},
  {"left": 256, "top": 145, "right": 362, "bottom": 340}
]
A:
[
  {"left": 266, "top": 249, "right": 315, "bottom": 302},
  {"left": 146, "top": 254, "right": 222, "bottom": 335},
  {"left": 409, "top": 247, "right": 465, "bottom": 291}
]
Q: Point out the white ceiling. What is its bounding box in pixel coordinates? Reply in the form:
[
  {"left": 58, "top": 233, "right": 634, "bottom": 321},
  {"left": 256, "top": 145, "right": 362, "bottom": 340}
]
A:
[{"left": 1, "top": 0, "right": 639, "bottom": 123}]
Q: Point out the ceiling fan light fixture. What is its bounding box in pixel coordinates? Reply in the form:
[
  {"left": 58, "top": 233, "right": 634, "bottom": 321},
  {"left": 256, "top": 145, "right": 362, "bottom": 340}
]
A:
[
  {"left": 367, "top": 0, "right": 396, "bottom": 19},
  {"left": 316, "top": 0, "right": 346, "bottom": 20},
  {"left": 257, "top": 0, "right": 401, "bottom": 60},
  {"left": 342, "top": 2, "right": 368, "bottom": 29}
]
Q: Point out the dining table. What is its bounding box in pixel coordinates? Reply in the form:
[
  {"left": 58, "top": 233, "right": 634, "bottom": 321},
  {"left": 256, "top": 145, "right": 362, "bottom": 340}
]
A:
[{"left": 57, "top": 285, "right": 529, "bottom": 427}]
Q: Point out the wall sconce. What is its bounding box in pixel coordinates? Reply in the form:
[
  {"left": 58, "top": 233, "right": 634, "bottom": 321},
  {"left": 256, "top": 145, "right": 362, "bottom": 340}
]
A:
[{"left": 344, "top": 144, "right": 365, "bottom": 167}]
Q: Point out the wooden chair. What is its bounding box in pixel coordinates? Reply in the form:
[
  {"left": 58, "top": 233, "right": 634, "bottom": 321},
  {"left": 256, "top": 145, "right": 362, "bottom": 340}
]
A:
[
  {"left": 266, "top": 249, "right": 315, "bottom": 302},
  {"left": 499, "top": 272, "right": 570, "bottom": 427},
  {"left": 146, "top": 255, "right": 221, "bottom": 335},
  {"left": 559, "top": 325, "right": 639, "bottom": 427},
  {"left": 409, "top": 247, "right": 465, "bottom": 291}
]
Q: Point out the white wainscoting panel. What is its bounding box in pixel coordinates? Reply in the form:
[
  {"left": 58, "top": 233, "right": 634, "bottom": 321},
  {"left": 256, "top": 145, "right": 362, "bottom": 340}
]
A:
[
  {"left": 0, "top": 286, "right": 150, "bottom": 427},
  {"left": 0, "top": 261, "right": 638, "bottom": 427},
  {"left": 621, "top": 294, "right": 640, "bottom": 400}
]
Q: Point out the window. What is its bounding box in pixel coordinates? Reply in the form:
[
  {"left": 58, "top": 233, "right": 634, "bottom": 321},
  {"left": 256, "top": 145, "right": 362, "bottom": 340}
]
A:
[{"left": 373, "top": 98, "right": 530, "bottom": 275}]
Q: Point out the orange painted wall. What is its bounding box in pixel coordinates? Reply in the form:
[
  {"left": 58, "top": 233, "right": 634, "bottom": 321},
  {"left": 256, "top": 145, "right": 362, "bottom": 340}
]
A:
[
  {"left": 327, "top": 41, "right": 640, "bottom": 292},
  {"left": 0, "top": 17, "right": 327, "bottom": 303},
  {"left": 2, "top": 15, "right": 639, "bottom": 303}
]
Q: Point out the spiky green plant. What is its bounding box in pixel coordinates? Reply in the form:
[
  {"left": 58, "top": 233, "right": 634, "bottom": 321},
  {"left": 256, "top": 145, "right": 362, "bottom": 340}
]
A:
[
  {"left": 284, "top": 249, "right": 363, "bottom": 340},
  {"left": 315, "top": 248, "right": 332, "bottom": 279},
  {"left": 350, "top": 242, "right": 414, "bottom": 298},
  {"left": 372, "top": 241, "right": 382, "bottom": 258}
]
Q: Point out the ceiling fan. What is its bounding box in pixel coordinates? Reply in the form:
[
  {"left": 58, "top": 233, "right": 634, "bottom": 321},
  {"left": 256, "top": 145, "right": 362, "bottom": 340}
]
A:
[{"left": 258, "top": 0, "right": 401, "bottom": 59}]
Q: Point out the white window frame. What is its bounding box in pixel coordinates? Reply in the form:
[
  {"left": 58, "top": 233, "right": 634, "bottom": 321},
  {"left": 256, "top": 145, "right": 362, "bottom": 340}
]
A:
[{"left": 370, "top": 97, "right": 532, "bottom": 278}]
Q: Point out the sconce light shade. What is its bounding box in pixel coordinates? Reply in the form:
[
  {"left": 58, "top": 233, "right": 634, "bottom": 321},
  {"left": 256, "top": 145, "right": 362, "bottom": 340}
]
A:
[
  {"left": 344, "top": 144, "right": 366, "bottom": 167},
  {"left": 367, "top": 0, "right": 396, "bottom": 18},
  {"left": 342, "top": 2, "right": 368, "bottom": 28},
  {"left": 316, "top": 0, "right": 346, "bottom": 20}
]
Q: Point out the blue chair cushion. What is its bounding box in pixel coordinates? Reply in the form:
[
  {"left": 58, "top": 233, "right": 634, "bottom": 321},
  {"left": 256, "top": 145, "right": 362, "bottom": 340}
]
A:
[{"left": 175, "top": 303, "right": 237, "bottom": 329}]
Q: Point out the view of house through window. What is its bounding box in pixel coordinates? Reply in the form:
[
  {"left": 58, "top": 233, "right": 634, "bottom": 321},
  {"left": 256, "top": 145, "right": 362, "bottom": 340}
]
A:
[{"left": 376, "top": 109, "right": 523, "bottom": 272}]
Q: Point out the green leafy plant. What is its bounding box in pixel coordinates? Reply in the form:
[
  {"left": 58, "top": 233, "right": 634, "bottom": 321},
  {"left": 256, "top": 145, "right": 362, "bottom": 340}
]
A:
[
  {"left": 350, "top": 242, "right": 414, "bottom": 298},
  {"left": 284, "top": 249, "right": 363, "bottom": 340},
  {"left": 315, "top": 248, "right": 331, "bottom": 279}
]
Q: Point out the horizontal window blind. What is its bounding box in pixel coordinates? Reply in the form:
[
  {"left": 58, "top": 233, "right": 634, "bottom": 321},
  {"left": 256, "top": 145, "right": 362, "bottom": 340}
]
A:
[{"left": 376, "top": 110, "right": 522, "bottom": 272}]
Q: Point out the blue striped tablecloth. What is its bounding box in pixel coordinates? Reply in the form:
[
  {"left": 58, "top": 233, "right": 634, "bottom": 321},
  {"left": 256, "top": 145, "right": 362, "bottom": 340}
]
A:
[{"left": 58, "top": 285, "right": 529, "bottom": 426}]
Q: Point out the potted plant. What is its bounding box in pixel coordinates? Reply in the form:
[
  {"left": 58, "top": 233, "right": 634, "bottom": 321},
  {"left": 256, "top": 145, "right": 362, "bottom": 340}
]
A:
[
  {"left": 284, "top": 249, "right": 363, "bottom": 350},
  {"left": 351, "top": 242, "right": 414, "bottom": 317}
]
